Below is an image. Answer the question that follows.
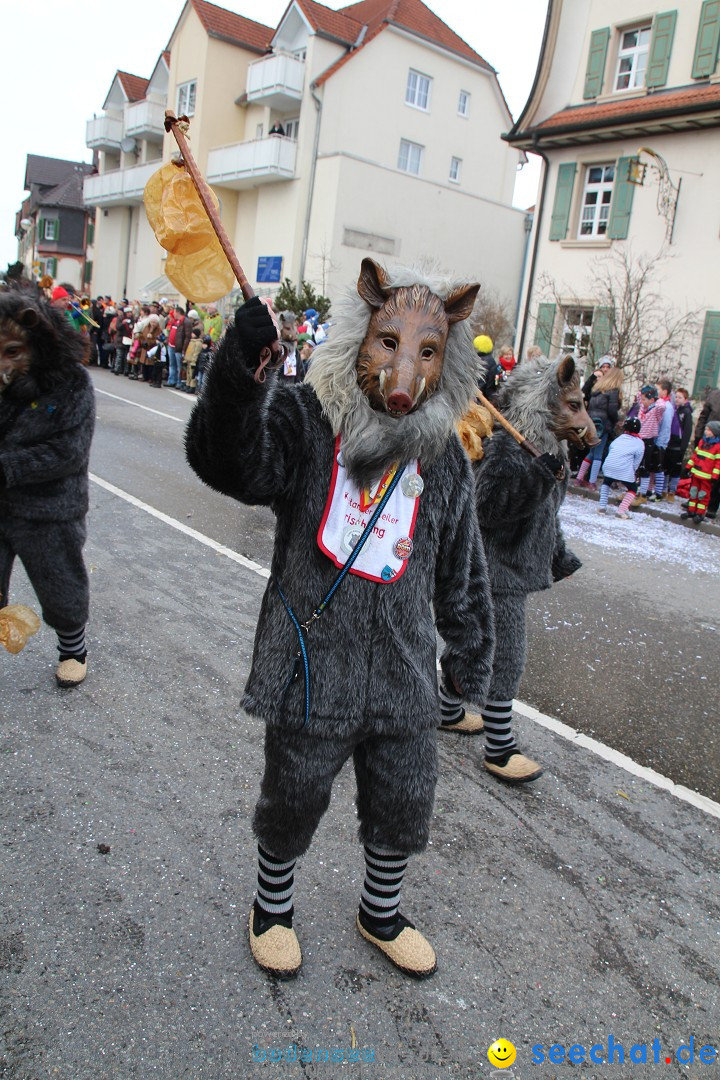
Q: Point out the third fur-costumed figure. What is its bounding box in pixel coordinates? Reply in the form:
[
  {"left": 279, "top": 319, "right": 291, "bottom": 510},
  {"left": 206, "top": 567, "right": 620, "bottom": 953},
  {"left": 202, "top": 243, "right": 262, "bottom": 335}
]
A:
[{"left": 186, "top": 259, "right": 495, "bottom": 980}]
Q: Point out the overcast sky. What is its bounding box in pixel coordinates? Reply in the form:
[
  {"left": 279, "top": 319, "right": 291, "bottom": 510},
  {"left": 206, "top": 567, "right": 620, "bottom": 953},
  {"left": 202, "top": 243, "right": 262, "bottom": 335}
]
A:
[{"left": 2, "top": 0, "right": 548, "bottom": 271}]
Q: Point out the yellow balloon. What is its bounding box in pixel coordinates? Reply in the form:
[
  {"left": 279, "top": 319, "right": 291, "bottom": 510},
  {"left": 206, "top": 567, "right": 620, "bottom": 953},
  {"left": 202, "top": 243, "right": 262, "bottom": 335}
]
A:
[
  {"left": 165, "top": 232, "right": 235, "bottom": 303},
  {"left": 144, "top": 161, "right": 218, "bottom": 256}
]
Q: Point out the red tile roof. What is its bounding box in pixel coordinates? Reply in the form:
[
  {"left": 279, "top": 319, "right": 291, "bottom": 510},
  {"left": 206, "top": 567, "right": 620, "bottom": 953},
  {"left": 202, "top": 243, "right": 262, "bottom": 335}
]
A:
[
  {"left": 190, "top": 0, "right": 273, "bottom": 51},
  {"left": 296, "top": 0, "right": 363, "bottom": 44},
  {"left": 117, "top": 71, "right": 150, "bottom": 102},
  {"left": 534, "top": 83, "right": 720, "bottom": 135}
]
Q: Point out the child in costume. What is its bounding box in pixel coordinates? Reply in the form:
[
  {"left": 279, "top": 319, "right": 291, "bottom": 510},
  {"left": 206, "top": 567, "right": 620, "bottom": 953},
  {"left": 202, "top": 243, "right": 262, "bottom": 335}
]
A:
[
  {"left": 0, "top": 286, "right": 95, "bottom": 687},
  {"left": 682, "top": 421, "right": 720, "bottom": 522},
  {"left": 439, "top": 356, "right": 595, "bottom": 782},
  {"left": 597, "top": 416, "right": 645, "bottom": 518},
  {"left": 186, "top": 261, "right": 495, "bottom": 980}
]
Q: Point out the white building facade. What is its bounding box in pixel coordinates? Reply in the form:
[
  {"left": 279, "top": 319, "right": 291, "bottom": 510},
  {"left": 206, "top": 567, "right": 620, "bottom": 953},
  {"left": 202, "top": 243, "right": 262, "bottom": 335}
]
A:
[
  {"left": 83, "top": 0, "right": 529, "bottom": 312},
  {"left": 508, "top": 0, "right": 720, "bottom": 395}
]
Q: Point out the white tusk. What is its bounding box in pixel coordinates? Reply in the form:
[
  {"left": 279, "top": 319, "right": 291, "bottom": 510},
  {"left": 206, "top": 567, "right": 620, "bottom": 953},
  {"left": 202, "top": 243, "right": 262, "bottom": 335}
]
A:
[
  {"left": 413, "top": 377, "right": 426, "bottom": 405},
  {"left": 379, "top": 370, "right": 386, "bottom": 391},
  {"left": 577, "top": 426, "right": 586, "bottom": 438},
  {"left": 1, "top": 372, "right": 11, "bottom": 386}
]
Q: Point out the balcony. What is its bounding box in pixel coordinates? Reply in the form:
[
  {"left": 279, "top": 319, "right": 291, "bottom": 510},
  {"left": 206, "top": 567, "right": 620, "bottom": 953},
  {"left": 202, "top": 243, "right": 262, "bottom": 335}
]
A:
[
  {"left": 86, "top": 114, "right": 123, "bottom": 152},
  {"left": 206, "top": 136, "right": 297, "bottom": 189},
  {"left": 125, "top": 99, "right": 166, "bottom": 142},
  {"left": 246, "top": 52, "right": 305, "bottom": 110},
  {"left": 83, "top": 161, "right": 158, "bottom": 207}
]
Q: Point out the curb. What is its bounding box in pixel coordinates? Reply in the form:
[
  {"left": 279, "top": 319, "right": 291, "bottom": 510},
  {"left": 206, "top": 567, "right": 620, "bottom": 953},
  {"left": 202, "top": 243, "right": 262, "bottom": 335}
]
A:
[{"left": 568, "top": 483, "right": 720, "bottom": 537}]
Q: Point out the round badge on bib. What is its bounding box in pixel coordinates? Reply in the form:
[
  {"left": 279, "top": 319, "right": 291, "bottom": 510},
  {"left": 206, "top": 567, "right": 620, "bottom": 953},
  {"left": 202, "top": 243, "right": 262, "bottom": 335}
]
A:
[
  {"left": 393, "top": 536, "right": 414, "bottom": 560},
  {"left": 342, "top": 525, "right": 364, "bottom": 554},
  {"left": 401, "top": 473, "right": 424, "bottom": 498}
]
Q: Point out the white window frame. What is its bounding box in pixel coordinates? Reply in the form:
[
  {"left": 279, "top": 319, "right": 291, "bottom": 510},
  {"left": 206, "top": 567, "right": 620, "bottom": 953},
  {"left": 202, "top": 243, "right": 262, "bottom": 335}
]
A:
[
  {"left": 177, "top": 79, "right": 197, "bottom": 117},
  {"left": 561, "top": 307, "right": 594, "bottom": 364},
  {"left": 449, "top": 157, "right": 462, "bottom": 183},
  {"left": 614, "top": 25, "right": 651, "bottom": 91},
  {"left": 458, "top": 90, "right": 470, "bottom": 117},
  {"left": 398, "top": 139, "right": 423, "bottom": 176},
  {"left": 43, "top": 219, "right": 58, "bottom": 241},
  {"left": 405, "top": 69, "right": 431, "bottom": 111},
  {"left": 284, "top": 117, "right": 300, "bottom": 141},
  {"left": 578, "top": 163, "right": 615, "bottom": 238}
]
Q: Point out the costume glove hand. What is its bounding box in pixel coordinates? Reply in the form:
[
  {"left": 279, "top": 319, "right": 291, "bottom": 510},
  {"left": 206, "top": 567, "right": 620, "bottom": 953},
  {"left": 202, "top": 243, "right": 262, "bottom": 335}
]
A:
[
  {"left": 234, "top": 297, "right": 278, "bottom": 360},
  {"left": 536, "top": 452, "right": 565, "bottom": 479}
]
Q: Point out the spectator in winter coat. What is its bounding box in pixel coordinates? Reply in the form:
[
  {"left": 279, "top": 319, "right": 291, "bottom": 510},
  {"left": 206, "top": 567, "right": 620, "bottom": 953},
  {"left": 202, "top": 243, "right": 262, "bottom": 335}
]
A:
[
  {"left": 597, "top": 416, "right": 645, "bottom": 518},
  {"left": 165, "top": 306, "right": 185, "bottom": 387},
  {"left": 693, "top": 386, "right": 720, "bottom": 447},
  {"left": 113, "top": 308, "right": 134, "bottom": 376},
  {"left": 202, "top": 304, "right": 223, "bottom": 343},
  {"left": 581, "top": 355, "right": 614, "bottom": 403},
  {"left": 575, "top": 364, "right": 623, "bottom": 487},
  {"left": 666, "top": 387, "right": 693, "bottom": 498},
  {"left": 682, "top": 421, "right": 720, "bottom": 522},
  {"left": 646, "top": 377, "right": 675, "bottom": 501},
  {"left": 632, "top": 385, "right": 667, "bottom": 506}
]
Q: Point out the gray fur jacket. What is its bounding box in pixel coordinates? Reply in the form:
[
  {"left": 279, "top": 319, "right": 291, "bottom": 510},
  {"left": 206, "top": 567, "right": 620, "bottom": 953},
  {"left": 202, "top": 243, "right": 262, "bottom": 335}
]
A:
[
  {"left": 186, "top": 327, "right": 495, "bottom": 739},
  {"left": 0, "top": 365, "right": 95, "bottom": 522},
  {"left": 474, "top": 431, "right": 581, "bottom": 595}
]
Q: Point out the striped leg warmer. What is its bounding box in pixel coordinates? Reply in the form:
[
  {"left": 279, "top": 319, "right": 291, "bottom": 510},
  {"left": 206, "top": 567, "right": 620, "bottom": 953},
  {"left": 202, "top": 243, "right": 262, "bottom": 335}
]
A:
[
  {"left": 589, "top": 458, "right": 603, "bottom": 484},
  {"left": 618, "top": 491, "right": 635, "bottom": 515},
  {"left": 599, "top": 483, "right": 611, "bottom": 509},
  {"left": 56, "top": 625, "right": 87, "bottom": 661},
  {"left": 359, "top": 845, "right": 408, "bottom": 929},
  {"left": 639, "top": 476, "right": 651, "bottom": 495},
  {"left": 256, "top": 845, "right": 296, "bottom": 920},
  {"left": 438, "top": 678, "right": 464, "bottom": 726},
  {"left": 653, "top": 471, "right": 666, "bottom": 496},
  {"left": 482, "top": 699, "right": 517, "bottom": 761}
]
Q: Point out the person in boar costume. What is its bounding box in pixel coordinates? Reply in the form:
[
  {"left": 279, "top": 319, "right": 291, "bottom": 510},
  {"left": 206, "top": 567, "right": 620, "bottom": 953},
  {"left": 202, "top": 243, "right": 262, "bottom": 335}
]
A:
[
  {"left": 0, "top": 286, "right": 95, "bottom": 687},
  {"left": 439, "top": 356, "right": 596, "bottom": 782},
  {"left": 186, "top": 260, "right": 495, "bottom": 980}
]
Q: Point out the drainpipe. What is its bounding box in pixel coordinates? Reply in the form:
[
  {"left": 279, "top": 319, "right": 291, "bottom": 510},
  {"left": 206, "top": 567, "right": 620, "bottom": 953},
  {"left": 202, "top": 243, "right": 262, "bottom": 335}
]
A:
[
  {"left": 514, "top": 210, "right": 534, "bottom": 335},
  {"left": 298, "top": 83, "right": 323, "bottom": 286},
  {"left": 516, "top": 141, "right": 549, "bottom": 363},
  {"left": 122, "top": 205, "right": 132, "bottom": 298}
]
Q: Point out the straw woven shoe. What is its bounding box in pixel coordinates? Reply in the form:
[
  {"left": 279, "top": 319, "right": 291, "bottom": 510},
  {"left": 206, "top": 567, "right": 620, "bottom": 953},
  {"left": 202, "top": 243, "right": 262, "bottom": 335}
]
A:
[
  {"left": 249, "top": 904, "right": 302, "bottom": 979},
  {"left": 356, "top": 912, "right": 437, "bottom": 979},
  {"left": 55, "top": 657, "right": 88, "bottom": 688},
  {"left": 484, "top": 751, "right": 543, "bottom": 783},
  {"left": 438, "top": 710, "right": 484, "bottom": 735}
]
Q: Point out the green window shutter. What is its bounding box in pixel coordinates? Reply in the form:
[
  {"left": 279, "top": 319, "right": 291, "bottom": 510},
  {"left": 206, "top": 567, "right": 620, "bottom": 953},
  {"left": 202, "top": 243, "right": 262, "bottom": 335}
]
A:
[
  {"left": 87, "top": 220, "right": 95, "bottom": 245},
  {"left": 54, "top": 217, "right": 61, "bottom": 242},
  {"left": 38, "top": 217, "right": 45, "bottom": 241},
  {"left": 693, "top": 0, "right": 720, "bottom": 78},
  {"left": 607, "top": 157, "right": 636, "bottom": 239},
  {"left": 535, "top": 303, "right": 556, "bottom": 357},
  {"left": 583, "top": 28, "right": 610, "bottom": 99},
  {"left": 83, "top": 260, "right": 93, "bottom": 284},
  {"left": 590, "top": 307, "right": 613, "bottom": 362},
  {"left": 646, "top": 11, "right": 677, "bottom": 88},
  {"left": 692, "top": 311, "right": 720, "bottom": 396},
  {"left": 549, "top": 163, "right": 576, "bottom": 241}
]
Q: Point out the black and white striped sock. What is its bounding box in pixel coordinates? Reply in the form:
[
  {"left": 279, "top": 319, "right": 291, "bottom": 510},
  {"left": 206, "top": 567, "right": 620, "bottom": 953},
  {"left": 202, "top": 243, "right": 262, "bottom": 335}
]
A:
[
  {"left": 256, "top": 845, "right": 296, "bottom": 920},
  {"left": 439, "top": 678, "right": 465, "bottom": 726},
  {"left": 56, "top": 626, "right": 87, "bottom": 661},
  {"left": 359, "top": 845, "right": 408, "bottom": 929},
  {"left": 482, "top": 699, "right": 518, "bottom": 761}
]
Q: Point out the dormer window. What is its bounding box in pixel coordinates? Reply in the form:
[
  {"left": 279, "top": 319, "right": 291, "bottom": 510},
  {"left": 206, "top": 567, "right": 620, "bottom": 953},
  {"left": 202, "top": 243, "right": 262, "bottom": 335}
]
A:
[
  {"left": 614, "top": 26, "right": 651, "bottom": 90},
  {"left": 177, "top": 79, "right": 197, "bottom": 117}
]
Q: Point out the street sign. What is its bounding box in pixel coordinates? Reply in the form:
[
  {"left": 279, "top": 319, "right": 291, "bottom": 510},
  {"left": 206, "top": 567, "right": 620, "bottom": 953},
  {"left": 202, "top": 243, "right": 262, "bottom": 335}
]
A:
[{"left": 257, "top": 256, "right": 283, "bottom": 283}]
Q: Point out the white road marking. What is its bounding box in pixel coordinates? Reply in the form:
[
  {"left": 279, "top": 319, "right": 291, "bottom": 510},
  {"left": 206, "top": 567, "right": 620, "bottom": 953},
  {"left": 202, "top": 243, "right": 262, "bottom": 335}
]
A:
[
  {"left": 94, "top": 386, "right": 188, "bottom": 423},
  {"left": 89, "top": 472, "right": 720, "bottom": 821}
]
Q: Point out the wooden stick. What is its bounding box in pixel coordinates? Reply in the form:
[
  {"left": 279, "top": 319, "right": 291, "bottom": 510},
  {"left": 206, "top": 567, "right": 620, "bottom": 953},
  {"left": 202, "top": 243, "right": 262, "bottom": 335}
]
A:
[
  {"left": 164, "top": 111, "right": 254, "bottom": 301},
  {"left": 475, "top": 389, "right": 542, "bottom": 459}
]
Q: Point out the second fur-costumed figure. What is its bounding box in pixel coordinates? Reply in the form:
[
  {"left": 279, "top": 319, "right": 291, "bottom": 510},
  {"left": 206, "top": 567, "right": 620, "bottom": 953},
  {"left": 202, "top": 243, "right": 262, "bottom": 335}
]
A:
[{"left": 186, "top": 259, "right": 496, "bottom": 981}]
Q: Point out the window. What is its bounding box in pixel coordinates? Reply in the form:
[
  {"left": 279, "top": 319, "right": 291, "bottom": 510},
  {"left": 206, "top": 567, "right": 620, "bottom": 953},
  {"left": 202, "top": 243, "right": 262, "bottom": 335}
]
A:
[
  {"left": 614, "top": 26, "right": 651, "bottom": 90},
  {"left": 285, "top": 117, "right": 300, "bottom": 140},
  {"left": 458, "top": 90, "right": 470, "bottom": 116},
  {"left": 177, "top": 79, "right": 197, "bottom": 117},
  {"left": 405, "top": 69, "right": 431, "bottom": 110},
  {"left": 256, "top": 123, "right": 264, "bottom": 138},
  {"left": 293, "top": 47, "right": 307, "bottom": 61},
  {"left": 579, "top": 164, "right": 615, "bottom": 237},
  {"left": 561, "top": 308, "right": 594, "bottom": 364},
  {"left": 43, "top": 219, "right": 58, "bottom": 241},
  {"left": 398, "top": 139, "right": 423, "bottom": 176},
  {"left": 449, "top": 157, "right": 462, "bottom": 183}
]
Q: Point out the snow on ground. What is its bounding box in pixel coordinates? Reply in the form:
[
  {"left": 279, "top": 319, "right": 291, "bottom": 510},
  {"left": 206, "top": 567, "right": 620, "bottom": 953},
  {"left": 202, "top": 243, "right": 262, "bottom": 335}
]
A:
[{"left": 560, "top": 493, "right": 720, "bottom": 574}]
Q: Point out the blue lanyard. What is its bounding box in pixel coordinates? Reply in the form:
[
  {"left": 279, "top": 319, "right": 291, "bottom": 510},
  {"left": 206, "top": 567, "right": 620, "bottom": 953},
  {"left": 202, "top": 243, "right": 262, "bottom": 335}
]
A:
[{"left": 275, "top": 465, "right": 406, "bottom": 730}]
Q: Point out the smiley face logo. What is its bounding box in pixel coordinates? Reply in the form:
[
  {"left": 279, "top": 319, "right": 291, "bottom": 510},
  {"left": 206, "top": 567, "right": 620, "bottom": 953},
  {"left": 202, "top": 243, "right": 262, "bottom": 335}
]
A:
[{"left": 487, "top": 1039, "right": 517, "bottom": 1068}]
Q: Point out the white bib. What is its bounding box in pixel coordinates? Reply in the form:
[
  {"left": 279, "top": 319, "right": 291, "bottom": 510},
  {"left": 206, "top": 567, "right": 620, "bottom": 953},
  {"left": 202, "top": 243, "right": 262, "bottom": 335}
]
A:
[{"left": 317, "top": 437, "right": 422, "bottom": 583}]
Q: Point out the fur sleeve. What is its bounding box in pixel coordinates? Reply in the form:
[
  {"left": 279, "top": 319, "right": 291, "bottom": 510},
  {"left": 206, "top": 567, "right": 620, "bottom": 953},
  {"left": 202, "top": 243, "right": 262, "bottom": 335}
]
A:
[
  {"left": 185, "top": 323, "right": 310, "bottom": 506},
  {"left": 552, "top": 515, "right": 582, "bottom": 582},
  {"left": 434, "top": 447, "right": 495, "bottom": 708},
  {"left": 474, "top": 433, "right": 557, "bottom": 529}
]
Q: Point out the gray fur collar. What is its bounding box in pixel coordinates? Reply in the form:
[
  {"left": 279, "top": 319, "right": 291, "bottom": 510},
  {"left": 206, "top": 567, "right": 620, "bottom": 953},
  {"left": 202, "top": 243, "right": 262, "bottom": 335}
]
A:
[{"left": 306, "top": 264, "right": 478, "bottom": 483}]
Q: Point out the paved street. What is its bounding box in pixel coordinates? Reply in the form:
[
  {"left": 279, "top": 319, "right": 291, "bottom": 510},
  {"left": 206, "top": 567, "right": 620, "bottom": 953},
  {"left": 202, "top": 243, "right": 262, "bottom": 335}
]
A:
[{"left": 1, "top": 369, "right": 719, "bottom": 1079}]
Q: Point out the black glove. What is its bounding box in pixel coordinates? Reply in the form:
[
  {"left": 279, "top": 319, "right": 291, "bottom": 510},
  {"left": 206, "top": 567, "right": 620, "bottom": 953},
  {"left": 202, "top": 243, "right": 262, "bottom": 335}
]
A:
[
  {"left": 552, "top": 549, "right": 582, "bottom": 581},
  {"left": 234, "top": 297, "right": 278, "bottom": 359},
  {"left": 536, "top": 452, "right": 565, "bottom": 479}
]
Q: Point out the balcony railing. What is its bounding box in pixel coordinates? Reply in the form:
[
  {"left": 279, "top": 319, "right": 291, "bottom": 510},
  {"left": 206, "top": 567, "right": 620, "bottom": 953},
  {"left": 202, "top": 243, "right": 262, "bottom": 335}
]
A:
[
  {"left": 246, "top": 52, "right": 305, "bottom": 110},
  {"left": 86, "top": 114, "right": 123, "bottom": 152},
  {"left": 206, "top": 136, "right": 297, "bottom": 189},
  {"left": 125, "top": 99, "right": 166, "bottom": 142},
  {"left": 83, "top": 161, "right": 158, "bottom": 207}
]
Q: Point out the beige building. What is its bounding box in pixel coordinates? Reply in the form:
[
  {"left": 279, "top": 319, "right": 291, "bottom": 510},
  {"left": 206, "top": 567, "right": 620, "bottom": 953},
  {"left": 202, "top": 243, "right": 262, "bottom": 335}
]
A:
[
  {"left": 83, "top": 0, "right": 529, "bottom": 311},
  {"left": 508, "top": 0, "right": 720, "bottom": 395}
]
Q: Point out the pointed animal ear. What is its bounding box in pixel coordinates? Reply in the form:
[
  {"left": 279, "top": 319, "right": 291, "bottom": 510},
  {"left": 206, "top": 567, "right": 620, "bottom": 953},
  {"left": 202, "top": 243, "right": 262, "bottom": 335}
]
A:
[
  {"left": 357, "top": 258, "right": 391, "bottom": 309},
  {"left": 17, "top": 307, "right": 39, "bottom": 329},
  {"left": 557, "top": 354, "right": 576, "bottom": 385},
  {"left": 443, "top": 283, "right": 480, "bottom": 324}
]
